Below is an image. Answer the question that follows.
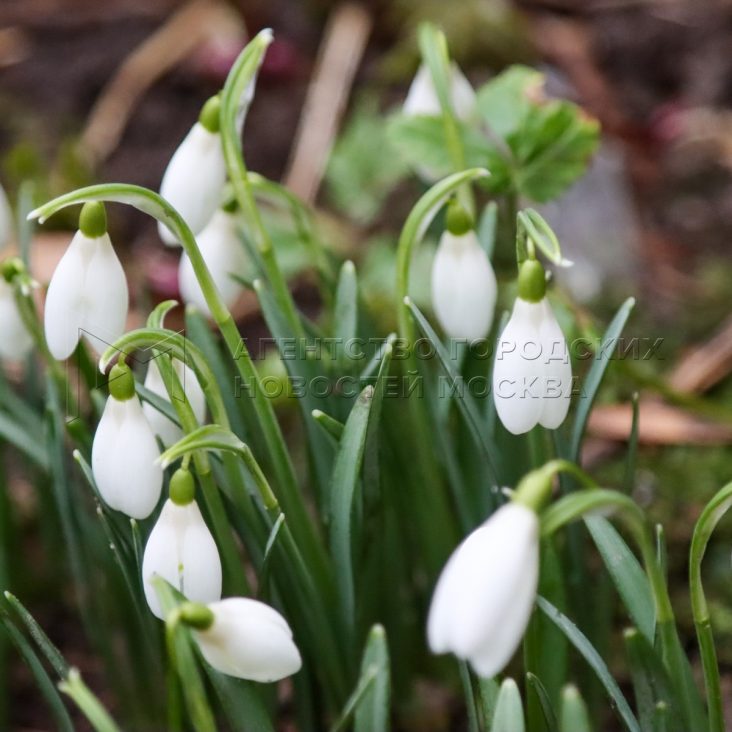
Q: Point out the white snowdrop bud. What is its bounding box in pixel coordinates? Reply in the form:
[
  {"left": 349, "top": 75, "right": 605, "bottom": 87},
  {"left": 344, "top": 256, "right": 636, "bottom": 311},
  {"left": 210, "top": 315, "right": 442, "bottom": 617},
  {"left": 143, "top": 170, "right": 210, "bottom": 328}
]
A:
[
  {"left": 427, "top": 502, "right": 539, "bottom": 678},
  {"left": 142, "top": 470, "right": 222, "bottom": 620},
  {"left": 178, "top": 208, "right": 247, "bottom": 315},
  {"left": 44, "top": 202, "right": 128, "bottom": 361},
  {"left": 142, "top": 358, "right": 206, "bottom": 446},
  {"left": 158, "top": 97, "right": 227, "bottom": 246},
  {"left": 0, "top": 276, "right": 33, "bottom": 361},
  {"left": 431, "top": 204, "right": 496, "bottom": 341},
  {"left": 92, "top": 362, "right": 163, "bottom": 519},
  {"left": 191, "top": 598, "right": 302, "bottom": 683},
  {"left": 492, "top": 260, "right": 572, "bottom": 434},
  {"left": 403, "top": 62, "right": 476, "bottom": 120}
]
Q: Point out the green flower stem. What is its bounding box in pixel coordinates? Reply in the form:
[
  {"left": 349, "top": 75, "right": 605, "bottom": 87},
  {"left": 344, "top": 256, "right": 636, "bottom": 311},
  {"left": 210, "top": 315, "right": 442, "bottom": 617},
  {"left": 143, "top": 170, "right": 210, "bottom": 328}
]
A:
[
  {"left": 150, "top": 347, "right": 250, "bottom": 596},
  {"left": 689, "top": 481, "right": 732, "bottom": 732},
  {"left": 219, "top": 30, "right": 306, "bottom": 341},
  {"left": 58, "top": 668, "right": 122, "bottom": 732},
  {"left": 395, "top": 169, "right": 489, "bottom": 573},
  {"left": 30, "top": 184, "right": 331, "bottom": 599},
  {"left": 417, "top": 23, "right": 472, "bottom": 214}
]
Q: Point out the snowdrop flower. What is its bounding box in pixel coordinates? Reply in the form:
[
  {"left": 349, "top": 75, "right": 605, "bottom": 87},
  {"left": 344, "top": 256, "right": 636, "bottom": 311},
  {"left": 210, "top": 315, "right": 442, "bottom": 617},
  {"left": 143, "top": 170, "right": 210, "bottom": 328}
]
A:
[
  {"left": 493, "top": 259, "right": 572, "bottom": 434},
  {"left": 181, "top": 598, "right": 302, "bottom": 683},
  {"left": 142, "top": 468, "right": 221, "bottom": 619},
  {"left": 427, "top": 501, "right": 539, "bottom": 678},
  {"left": 0, "top": 264, "right": 33, "bottom": 361},
  {"left": 142, "top": 358, "right": 206, "bottom": 446},
  {"left": 44, "top": 202, "right": 128, "bottom": 360},
  {"left": 403, "top": 62, "right": 476, "bottom": 120},
  {"left": 158, "top": 96, "right": 227, "bottom": 246},
  {"left": 431, "top": 203, "right": 496, "bottom": 341},
  {"left": 178, "top": 206, "right": 247, "bottom": 315},
  {"left": 92, "top": 361, "right": 163, "bottom": 519}
]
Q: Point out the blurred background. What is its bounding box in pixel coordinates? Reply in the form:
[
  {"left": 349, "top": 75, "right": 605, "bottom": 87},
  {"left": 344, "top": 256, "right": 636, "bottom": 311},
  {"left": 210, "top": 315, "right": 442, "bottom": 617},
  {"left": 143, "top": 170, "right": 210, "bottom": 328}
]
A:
[{"left": 3, "top": 0, "right": 732, "bottom": 728}]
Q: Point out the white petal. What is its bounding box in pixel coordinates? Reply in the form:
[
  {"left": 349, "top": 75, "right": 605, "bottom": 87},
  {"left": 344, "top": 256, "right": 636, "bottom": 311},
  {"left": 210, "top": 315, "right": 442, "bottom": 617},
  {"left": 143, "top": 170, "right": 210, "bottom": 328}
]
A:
[
  {"left": 80, "top": 233, "right": 128, "bottom": 354},
  {"left": 92, "top": 396, "right": 162, "bottom": 519},
  {"left": 195, "top": 598, "right": 302, "bottom": 682},
  {"left": 431, "top": 230, "right": 497, "bottom": 341},
  {"left": 492, "top": 299, "right": 544, "bottom": 434},
  {"left": 427, "top": 504, "right": 539, "bottom": 678},
  {"left": 44, "top": 231, "right": 88, "bottom": 360},
  {"left": 0, "top": 281, "right": 33, "bottom": 361},
  {"left": 142, "top": 499, "right": 222, "bottom": 619},
  {"left": 403, "top": 63, "right": 476, "bottom": 120},
  {"left": 178, "top": 210, "right": 247, "bottom": 315},
  {"left": 142, "top": 360, "right": 183, "bottom": 447},
  {"left": 538, "top": 299, "right": 572, "bottom": 430},
  {"left": 158, "top": 123, "right": 227, "bottom": 245}
]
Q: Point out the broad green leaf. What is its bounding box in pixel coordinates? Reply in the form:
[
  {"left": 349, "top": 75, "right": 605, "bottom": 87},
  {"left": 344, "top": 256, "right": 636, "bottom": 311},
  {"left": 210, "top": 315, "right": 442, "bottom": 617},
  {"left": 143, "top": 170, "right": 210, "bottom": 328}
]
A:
[
  {"left": 354, "top": 624, "right": 390, "bottom": 732},
  {"left": 559, "top": 685, "right": 591, "bottom": 732},
  {"left": 508, "top": 100, "right": 600, "bottom": 202},
  {"left": 0, "top": 409, "right": 49, "bottom": 470},
  {"left": 204, "top": 667, "right": 274, "bottom": 732},
  {"left": 586, "top": 516, "right": 655, "bottom": 643},
  {"left": 537, "top": 596, "right": 640, "bottom": 732},
  {"left": 475, "top": 65, "right": 544, "bottom": 137},
  {"left": 569, "top": 297, "right": 635, "bottom": 462},
  {"left": 387, "top": 114, "right": 493, "bottom": 181},
  {"left": 491, "top": 678, "right": 525, "bottom": 732}
]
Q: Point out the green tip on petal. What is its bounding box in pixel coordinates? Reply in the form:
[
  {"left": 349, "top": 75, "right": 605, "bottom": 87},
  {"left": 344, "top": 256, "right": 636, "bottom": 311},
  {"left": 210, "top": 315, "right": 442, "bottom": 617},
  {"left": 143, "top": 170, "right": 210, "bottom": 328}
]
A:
[
  {"left": 517, "top": 258, "right": 546, "bottom": 303},
  {"left": 108, "top": 361, "right": 135, "bottom": 401},
  {"left": 169, "top": 468, "right": 196, "bottom": 506},
  {"left": 179, "top": 601, "right": 215, "bottom": 630},
  {"left": 199, "top": 95, "right": 222, "bottom": 133},
  {"left": 79, "top": 201, "right": 107, "bottom": 238},
  {"left": 445, "top": 199, "right": 473, "bottom": 236}
]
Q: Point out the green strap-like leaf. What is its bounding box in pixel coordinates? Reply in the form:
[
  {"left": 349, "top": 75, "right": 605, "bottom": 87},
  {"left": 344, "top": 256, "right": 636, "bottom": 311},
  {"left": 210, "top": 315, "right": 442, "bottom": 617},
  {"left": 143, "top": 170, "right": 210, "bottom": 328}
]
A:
[
  {"left": 354, "top": 624, "right": 391, "bottom": 732},
  {"left": 490, "top": 678, "right": 526, "bottom": 732},
  {"left": 537, "top": 596, "right": 640, "bottom": 732}
]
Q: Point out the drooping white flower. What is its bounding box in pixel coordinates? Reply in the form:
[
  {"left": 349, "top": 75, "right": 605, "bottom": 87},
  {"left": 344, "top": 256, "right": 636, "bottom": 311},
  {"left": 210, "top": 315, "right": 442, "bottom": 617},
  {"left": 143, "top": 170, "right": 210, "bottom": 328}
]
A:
[
  {"left": 44, "top": 203, "right": 128, "bottom": 361},
  {"left": 178, "top": 208, "right": 247, "bottom": 315},
  {"left": 142, "top": 358, "right": 206, "bottom": 446},
  {"left": 158, "top": 97, "right": 227, "bottom": 246},
  {"left": 192, "top": 598, "right": 302, "bottom": 682},
  {"left": 492, "top": 294, "right": 572, "bottom": 434},
  {"left": 431, "top": 228, "right": 497, "bottom": 342},
  {"left": 142, "top": 495, "right": 222, "bottom": 620},
  {"left": 403, "top": 62, "right": 476, "bottom": 120},
  {"left": 92, "top": 363, "right": 163, "bottom": 519},
  {"left": 427, "top": 502, "right": 539, "bottom": 678},
  {"left": 0, "top": 278, "right": 33, "bottom": 361}
]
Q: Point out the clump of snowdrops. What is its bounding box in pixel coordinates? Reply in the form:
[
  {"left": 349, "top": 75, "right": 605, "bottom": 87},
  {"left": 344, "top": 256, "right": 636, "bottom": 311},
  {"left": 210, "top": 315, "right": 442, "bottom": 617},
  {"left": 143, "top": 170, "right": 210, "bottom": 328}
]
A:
[{"left": 0, "top": 23, "right": 729, "bottom": 732}]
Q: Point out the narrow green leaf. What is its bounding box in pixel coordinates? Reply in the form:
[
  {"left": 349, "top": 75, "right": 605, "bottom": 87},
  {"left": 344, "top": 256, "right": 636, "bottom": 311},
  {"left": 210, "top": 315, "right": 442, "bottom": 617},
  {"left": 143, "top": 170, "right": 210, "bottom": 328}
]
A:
[
  {"left": 537, "top": 596, "right": 640, "bottom": 732},
  {"left": 0, "top": 612, "right": 74, "bottom": 731},
  {"left": 312, "top": 409, "right": 345, "bottom": 441},
  {"left": 334, "top": 260, "right": 358, "bottom": 370},
  {"left": 624, "top": 391, "right": 640, "bottom": 492},
  {"left": 59, "top": 668, "right": 122, "bottom": 732},
  {"left": 558, "top": 685, "right": 591, "bottom": 732},
  {"left": 570, "top": 298, "right": 635, "bottom": 462},
  {"left": 491, "top": 678, "right": 525, "bottom": 732},
  {"left": 330, "top": 386, "right": 374, "bottom": 632},
  {"left": 203, "top": 666, "right": 274, "bottom": 732},
  {"left": 354, "top": 624, "right": 390, "bottom": 732},
  {"left": 0, "top": 409, "right": 49, "bottom": 470},
  {"left": 586, "top": 516, "right": 655, "bottom": 643},
  {"left": 526, "top": 673, "right": 558, "bottom": 732}
]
